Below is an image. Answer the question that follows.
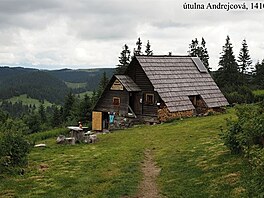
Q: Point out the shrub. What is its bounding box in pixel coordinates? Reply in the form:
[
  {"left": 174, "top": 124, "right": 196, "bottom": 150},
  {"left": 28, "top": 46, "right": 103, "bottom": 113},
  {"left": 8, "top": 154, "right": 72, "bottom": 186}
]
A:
[
  {"left": 0, "top": 130, "right": 31, "bottom": 174},
  {"left": 221, "top": 104, "right": 264, "bottom": 153},
  {"left": 238, "top": 86, "right": 255, "bottom": 103},
  {"left": 253, "top": 90, "right": 264, "bottom": 103},
  {"left": 225, "top": 92, "right": 245, "bottom": 105},
  {"left": 0, "top": 110, "right": 8, "bottom": 123},
  {"left": 224, "top": 86, "right": 255, "bottom": 104},
  {"left": 221, "top": 104, "right": 264, "bottom": 194},
  {"left": 23, "top": 113, "right": 41, "bottom": 134},
  {"left": 244, "top": 145, "right": 264, "bottom": 197},
  {"left": 0, "top": 118, "right": 29, "bottom": 135},
  {"left": 220, "top": 119, "right": 243, "bottom": 154}
]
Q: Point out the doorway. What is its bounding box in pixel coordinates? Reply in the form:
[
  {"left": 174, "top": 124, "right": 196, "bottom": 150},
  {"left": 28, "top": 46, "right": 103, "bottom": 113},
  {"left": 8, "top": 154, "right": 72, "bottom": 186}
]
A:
[
  {"left": 188, "top": 95, "right": 207, "bottom": 114},
  {"left": 129, "top": 92, "right": 141, "bottom": 115}
]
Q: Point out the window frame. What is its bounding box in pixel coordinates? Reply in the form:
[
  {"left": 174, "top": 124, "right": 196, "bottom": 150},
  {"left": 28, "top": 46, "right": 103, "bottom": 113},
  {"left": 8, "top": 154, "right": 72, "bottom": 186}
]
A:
[
  {"left": 145, "top": 93, "right": 155, "bottom": 105},
  {"left": 112, "top": 97, "right": 121, "bottom": 106}
]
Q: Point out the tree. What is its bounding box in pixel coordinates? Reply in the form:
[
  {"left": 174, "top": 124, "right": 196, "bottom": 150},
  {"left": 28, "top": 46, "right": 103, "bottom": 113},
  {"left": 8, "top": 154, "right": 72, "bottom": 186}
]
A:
[
  {"left": 90, "top": 90, "right": 97, "bottom": 107},
  {"left": 78, "top": 94, "right": 92, "bottom": 124},
  {"left": 97, "top": 72, "right": 109, "bottom": 98},
  {"left": 200, "top": 38, "right": 210, "bottom": 71},
  {"left": 116, "top": 44, "right": 131, "bottom": 74},
  {"left": 188, "top": 38, "right": 199, "bottom": 57},
  {"left": 145, "top": 40, "right": 153, "bottom": 56},
  {"left": 188, "top": 37, "right": 211, "bottom": 72},
  {"left": 51, "top": 105, "right": 62, "bottom": 128},
  {"left": 62, "top": 92, "right": 75, "bottom": 122},
  {"left": 134, "top": 37, "right": 142, "bottom": 56},
  {"left": 38, "top": 104, "right": 46, "bottom": 123},
  {"left": 24, "top": 113, "right": 41, "bottom": 133},
  {"left": 238, "top": 39, "right": 252, "bottom": 74},
  {"left": 254, "top": 60, "right": 264, "bottom": 89},
  {"left": 215, "top": 36, "right": 240, "bottom": 88},
  {"left": 0, "top": 109, "right": 8, "bottom": 123},
  {"left": 238, "top": 39, "right": 252, "bottom": 84}
]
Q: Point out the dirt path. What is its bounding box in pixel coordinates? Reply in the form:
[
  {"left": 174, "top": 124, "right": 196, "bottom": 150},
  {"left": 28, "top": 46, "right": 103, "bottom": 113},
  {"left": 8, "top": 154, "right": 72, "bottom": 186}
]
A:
[{"left": 136, "top": 149, "right": 163, "bottom": 198}]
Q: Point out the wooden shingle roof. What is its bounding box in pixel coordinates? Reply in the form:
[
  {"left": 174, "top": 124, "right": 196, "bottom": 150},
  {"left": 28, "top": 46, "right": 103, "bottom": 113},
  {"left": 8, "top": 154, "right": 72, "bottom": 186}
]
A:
[
  {"left": 136, "top": 55, "right": 229, "bottom": 112},
  {"left": 115, "top": 75, "right": 141, "bottom": 92}
]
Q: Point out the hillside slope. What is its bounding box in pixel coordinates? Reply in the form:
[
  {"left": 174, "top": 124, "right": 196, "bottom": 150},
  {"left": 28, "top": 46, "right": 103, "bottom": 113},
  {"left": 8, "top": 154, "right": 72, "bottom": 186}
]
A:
[
  {"left": 0, "top": 110, "right": 257, "bottom": 197},
  {"left": 0, "top": 71, "right": 69, "bottom": 104},
  {"left": 0, "top": 66, "right": 115, "bottom": 99},
  {"left": 0, "top": 66, "right": 37, "bottom": 83},
  {"left": 48, "top": 68, "right": 114, "bottom": 90}
]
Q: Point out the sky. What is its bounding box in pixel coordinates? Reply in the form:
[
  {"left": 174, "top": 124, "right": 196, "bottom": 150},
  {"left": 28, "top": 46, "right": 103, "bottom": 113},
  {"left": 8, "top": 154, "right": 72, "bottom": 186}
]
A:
[{"left": 0, "top": 0, "right": 263, "bottom": 70}]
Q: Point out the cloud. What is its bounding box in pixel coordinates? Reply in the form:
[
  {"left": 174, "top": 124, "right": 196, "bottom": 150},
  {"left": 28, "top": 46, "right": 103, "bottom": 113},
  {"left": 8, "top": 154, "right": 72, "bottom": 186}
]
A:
[{"left": 0, "top": 0, "right": 263, "bottom": 70}]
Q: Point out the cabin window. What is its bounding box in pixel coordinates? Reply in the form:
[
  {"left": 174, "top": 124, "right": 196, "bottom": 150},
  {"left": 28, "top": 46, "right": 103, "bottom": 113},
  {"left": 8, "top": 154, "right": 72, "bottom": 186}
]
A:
[
  {"left": 145, "top": 94, "right": 154, "bottom": 105},
  {"left": 113, "top": 97, "right": 120, "bottom": 106}
]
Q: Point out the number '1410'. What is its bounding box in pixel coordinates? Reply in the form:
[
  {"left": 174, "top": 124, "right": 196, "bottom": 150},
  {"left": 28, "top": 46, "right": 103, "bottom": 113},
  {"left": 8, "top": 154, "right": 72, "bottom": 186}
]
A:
[{"left": 251, "top": 3, "right": 264, "bottom": 9}]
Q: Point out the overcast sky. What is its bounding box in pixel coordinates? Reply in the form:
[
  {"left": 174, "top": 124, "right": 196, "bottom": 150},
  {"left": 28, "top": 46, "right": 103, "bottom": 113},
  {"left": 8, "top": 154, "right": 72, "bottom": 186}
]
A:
[{"left": 0, "top": 0, "right": 263, "bottom": 70}]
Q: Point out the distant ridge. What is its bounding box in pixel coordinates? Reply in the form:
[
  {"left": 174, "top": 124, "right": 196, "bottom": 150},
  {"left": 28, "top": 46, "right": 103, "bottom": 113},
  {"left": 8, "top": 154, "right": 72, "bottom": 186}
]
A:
[
  {"left": 0, "top": 66, "right": 38, "bottom": 83},
  {"left": 0, "top": 70, "right": 69, "bottom": 104},
  {"left": 0, "top": 66, "right": 115, "bottom": 103}
]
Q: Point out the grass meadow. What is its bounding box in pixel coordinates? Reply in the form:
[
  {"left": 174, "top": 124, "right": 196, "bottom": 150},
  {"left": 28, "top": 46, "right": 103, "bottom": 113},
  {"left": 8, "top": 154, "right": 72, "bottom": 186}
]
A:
[
  {"left": 6, "top": 94, "right": 53, "bottom": 108},
  {"left": 76, "top": 91, "right": 93, "bottom": 99},
  {"left": 0, "top": 108, "right": 255, "bottom": 197},
  {"left": 65, "top": 82, "right": 87, "bottom": 89}
]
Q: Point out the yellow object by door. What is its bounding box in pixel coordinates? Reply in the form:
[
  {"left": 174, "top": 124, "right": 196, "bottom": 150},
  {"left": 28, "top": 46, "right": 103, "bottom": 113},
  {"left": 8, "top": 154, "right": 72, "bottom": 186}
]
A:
[{"left": 92, "top": 111, "right": 102, "bottom": 131}]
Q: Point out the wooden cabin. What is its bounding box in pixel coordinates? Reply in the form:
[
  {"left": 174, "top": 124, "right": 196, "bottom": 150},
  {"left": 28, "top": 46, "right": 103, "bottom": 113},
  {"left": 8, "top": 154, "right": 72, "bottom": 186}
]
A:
[{"left": 92, "top": 55, "right": 229, "bottom": 131}]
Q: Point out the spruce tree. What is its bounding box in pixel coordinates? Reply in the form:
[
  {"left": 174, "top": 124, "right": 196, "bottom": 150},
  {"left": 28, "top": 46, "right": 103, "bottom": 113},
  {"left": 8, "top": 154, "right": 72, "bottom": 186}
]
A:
[
  {"left": 134, "top": 37, "right": 142, "bottom": 55},
  {"left": 145, "top": 40, "right": 153, "bottom": 56},
  {"left": 97, "top": 72, "right": 109, "bottom": 98},
  {"left": 51, "top": 105, "right": 61, "bottom": 128},
  {"left": 62, "top": 92, "right": 75, "bottom": 122},
  {"left": 254, "top": 59, "right": 264, "bottom": 88},
  {"left": 188, "top": 38, "right": 199, "bottom": 57},
  {"left": 238, "top": 39, "right": 252, "bottom": 77},
  {"left": 78, "top": 94, "right": 92, "bottom": 123},
  {"left": 91, "top": 90, "right": 98, "bottom": 108},
  {"left": 116, "top": 44, "right": 131, "bottom": 74},
  {"left": 24, "top": 113, "right": 41, "bottom": 133},
  {"left": 200, "top": 38, "right": 211, "bottom": 71},
  {"left": 188, "top": 38, "right": 210, "bottom": 72},
  {"left": 38, "top": 104, "right": 46, "bottom": 123},
  {"left": 216, "top": 35, "right": 240, "bottom": 88}
]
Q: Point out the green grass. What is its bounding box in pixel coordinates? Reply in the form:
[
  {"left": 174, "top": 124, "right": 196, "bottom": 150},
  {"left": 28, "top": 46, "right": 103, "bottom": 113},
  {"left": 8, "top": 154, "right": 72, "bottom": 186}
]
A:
[
  {"left": 6, "top": 94, "right": 53, "bottom": 108},
  {"left": 0, "top": 109, "right": 255, "bottom": 197},
  {"left": 65, "top": 82, "right": 87, "bottom": 89},
  {"left": 253, "top": 89, "right": 264, "bottom": 96},
  {"left": 29, "top": 128, "right": 69, "bottom": 143}
]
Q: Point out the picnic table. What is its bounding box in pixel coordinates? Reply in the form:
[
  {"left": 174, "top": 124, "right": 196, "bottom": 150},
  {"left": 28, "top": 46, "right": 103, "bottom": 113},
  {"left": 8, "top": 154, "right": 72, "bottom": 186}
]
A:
[{"left": 66, "top": 126, "right": 95, "bottom": 144}]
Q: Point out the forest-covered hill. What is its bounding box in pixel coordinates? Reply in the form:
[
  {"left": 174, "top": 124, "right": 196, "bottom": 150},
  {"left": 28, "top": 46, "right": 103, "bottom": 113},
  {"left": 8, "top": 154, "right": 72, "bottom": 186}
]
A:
[
  {"left": 0, "top": 71, "right": 69, "bottom": 104},
  {"left": 48, "top": 68, "right": 113, "bottom": 83},
  {"left": 0, "top": 66, "right": 38, "bottom": 83},
  {"left": 48, "top": 68, "right": 114, "bottom": 92},
  {"left": 0, "top": 66, "right": 115, "bottom": 104}
]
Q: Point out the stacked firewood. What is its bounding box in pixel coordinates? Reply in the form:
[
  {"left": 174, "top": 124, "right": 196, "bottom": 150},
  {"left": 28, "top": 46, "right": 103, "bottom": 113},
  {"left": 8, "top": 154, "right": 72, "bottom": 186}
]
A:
[{"left": 158, "top": 107, "right": 193, "bottom": 122}]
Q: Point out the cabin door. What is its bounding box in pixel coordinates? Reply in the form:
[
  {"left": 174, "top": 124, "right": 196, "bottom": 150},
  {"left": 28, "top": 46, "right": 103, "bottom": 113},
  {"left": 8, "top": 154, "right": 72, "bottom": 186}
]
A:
[
  {"left": 129, "top": 93, "right": 134, "bottom": 111},
  {"left": 92, "top": 111, "right": 102, "bottom": 131},
  {"left": 130, "top": 92, "right": 141, "bottom": 115}
]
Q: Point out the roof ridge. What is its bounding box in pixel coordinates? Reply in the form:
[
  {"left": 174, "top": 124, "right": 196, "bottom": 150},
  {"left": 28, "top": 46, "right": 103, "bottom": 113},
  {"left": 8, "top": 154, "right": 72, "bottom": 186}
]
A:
[{"left": 135, "top": 55, "right": 191, "bottom": 58}]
